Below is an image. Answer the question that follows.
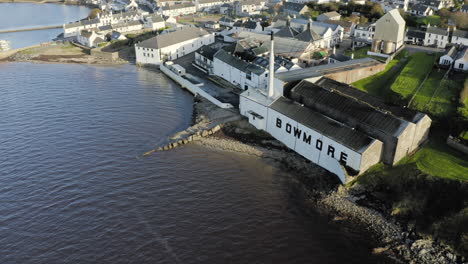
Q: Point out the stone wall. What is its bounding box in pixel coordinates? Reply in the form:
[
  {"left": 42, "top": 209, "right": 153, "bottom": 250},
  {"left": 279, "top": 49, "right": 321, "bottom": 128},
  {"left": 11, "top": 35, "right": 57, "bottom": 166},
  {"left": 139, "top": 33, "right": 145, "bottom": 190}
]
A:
[
  {"left": 447, "top": 136, "right": 468, "bottom": 155},
  {"left": 323, "top": 62, "right": 387, "bottom": 84}
]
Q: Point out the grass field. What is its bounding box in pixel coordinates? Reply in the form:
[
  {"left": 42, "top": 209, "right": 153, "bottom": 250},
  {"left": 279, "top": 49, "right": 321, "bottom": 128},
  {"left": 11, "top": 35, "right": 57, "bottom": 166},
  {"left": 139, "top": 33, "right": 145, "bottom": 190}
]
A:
[
  {"left": 416, "top": 15, "right": 442, "bottom": 26},
  {"left": 344, "top": 46, "right": 370, "bottom": 59},
  {"left": 458, "top": 97, "right": 468, "bottom": 120},
  {"left": 390, "top": 52, "right": 436, "bottom": 100},
  {"left": 460, "top": 131, "right": 468, "bottom": 140},
  {"left": 409, "top": 70, "right": 460, "bottom": 117},
  {"left": 351, "top": 51, "right": 408, "bottom": 96}
]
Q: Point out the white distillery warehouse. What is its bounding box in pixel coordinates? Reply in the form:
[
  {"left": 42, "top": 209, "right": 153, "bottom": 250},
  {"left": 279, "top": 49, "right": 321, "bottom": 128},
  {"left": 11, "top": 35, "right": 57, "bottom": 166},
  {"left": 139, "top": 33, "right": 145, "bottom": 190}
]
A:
[
  {"left": 135, "top": 27, "right": 214, "bottom": 65},
  {"left": 239, "top": 34, "right": 431, "bottom": 182}
]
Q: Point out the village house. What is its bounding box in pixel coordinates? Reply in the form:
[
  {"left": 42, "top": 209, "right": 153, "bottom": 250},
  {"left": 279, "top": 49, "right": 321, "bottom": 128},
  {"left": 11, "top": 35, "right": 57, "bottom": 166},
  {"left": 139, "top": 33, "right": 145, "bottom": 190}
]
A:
[
  {"left": 219, "top": 16, "right": 235, "bottom": 27},
  {"left": 461, "top": 4, "right": 468, "bottom": 13},
  {"left": 219, "top": 3, "right": 232, "bottom": 14},
  {"left": 405, "top": 28, "right": 426, "bottom": 45},
  {"left": 63, "top": 18, "right": 103, "bottom": 38},
  {"left": 234, "top": 0, "right": 265, "bottom": 16},
  {"left": 421, "top": 0, "right": 454, "bottom": 10},
  {"left": 194, "top": 45, "right": 218, "bottom": 74},
  {"left": 282, "top": 2, "right": 309, "bottom": 17},
  {"left": 77, "top": 30, "right": 106, "bottom": 47},
  {"left": 352, "top": 22, "right": 375, "bottom": 47},
  {"left": 439, "top": 45, "right": 459, "bottom": 67},
  {"left": 135, "top": 27, "right": 214, "bottom": 65},
  {"left": 204, "top": 21, "right": 220, "bottom": 29},
  {"left": 143, "top": 14, "right": 166, "bottom": 30},
  {"left": 316, "top": 11, "right": 341, "bottom": 22},
  {"left": 159, "top": 3, "right": 197, "bottom": 17},
  {"left": 454, "top": 47, "right": 468, "bottom": 71},
  {"left": 232, "top": 20, "right": 265, "bottom": 33},
  {"left": 423, "top": 25, "right": 449, "bottom": 48},
  {"left": 451, "top": 29, "right": 468, "bottom": 46},
  {"left": 370, "top": 9, "right": 405, "bottom": 55},
  {"left": 410, "top": 4, "right": 434, "bottom": 16},
  {"left": 196, "top": 0, "right": 230, "bottom": 11}
]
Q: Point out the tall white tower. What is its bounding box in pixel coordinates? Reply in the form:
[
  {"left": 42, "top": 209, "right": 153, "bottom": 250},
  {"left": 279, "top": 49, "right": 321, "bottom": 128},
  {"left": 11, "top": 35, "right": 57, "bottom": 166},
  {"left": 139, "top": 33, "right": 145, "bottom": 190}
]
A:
[{"left": 268, "top": 31, "right": 275, "bottom": 98}]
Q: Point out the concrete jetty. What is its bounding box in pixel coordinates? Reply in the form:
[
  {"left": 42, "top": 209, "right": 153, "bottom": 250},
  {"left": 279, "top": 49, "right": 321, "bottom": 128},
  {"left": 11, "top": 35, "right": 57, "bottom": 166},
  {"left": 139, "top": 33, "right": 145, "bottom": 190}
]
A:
[{"left": 0, "top": 25, "right": 61, "bottom": 34}]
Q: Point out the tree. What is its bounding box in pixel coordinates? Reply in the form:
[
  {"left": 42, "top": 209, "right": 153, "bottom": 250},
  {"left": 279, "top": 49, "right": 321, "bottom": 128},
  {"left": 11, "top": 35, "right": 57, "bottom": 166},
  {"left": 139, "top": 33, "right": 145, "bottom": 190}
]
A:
[
  {"left": 450, "top": 12, "right": 468, "bottom": 30},
  {"left": 87, "top": 8, "right": 102, "bottom": 19},
  {"left": 359, "top": 16, "right": 369, "bottom": 24},
  {"left": 347, "top": 14, "right": 360, "bottom": 23},
  {"left": 370, "top": 3, "right": 384, "bottom": 19}
]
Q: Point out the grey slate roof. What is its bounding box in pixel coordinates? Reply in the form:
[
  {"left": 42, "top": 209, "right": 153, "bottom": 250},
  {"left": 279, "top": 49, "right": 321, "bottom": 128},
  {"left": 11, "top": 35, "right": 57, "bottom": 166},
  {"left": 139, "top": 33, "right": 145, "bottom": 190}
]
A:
[
  {"left": 412, "top": 4, "right": 430, "bottom": 12},
  {"left": 462, "top": 4, "right": 468, "bottom": 11},
  {"left": 316, "top": 77, "right": 423, "bottom": 123},
  {"left": 270, "top": 96, "right": 375, "bottom": 152},
  {"left": 137, "top": 27, "right": 210, "bottom": 49},
  {"left": 289, "top": 80, "right": 406, "bottom": 137},
  {"left": 295, "top": 27, "right": 322, "bottom": 42},
  {"left": 406, "top": 28, "right": 426, "bottom": 39},
  {"left": 220, "top": 16, "right": 234, "bottom": 23},
  {"left": 164, "top": 3, "right": 195, "bottom": 10},
  {"left": 453, "top": 29, "right": 468, "bottom": 39},
  {"left": 274, "top": 26, "right": 300, "bottom": 38},
  {"left": 283, "top": 2, "right": 306, "bottom": 12},
  {"left": 237, "top": 31, "right": 311, "bottom": 58},
  {"left": 64, "top": 18, "right": 100, "bottom": 29},
  {"left": 214, "top": 49, "right": 266, "bottom": 75},
  {"left": 426, "top": 26, "right": 448, "bottom": 35},
  {"left": 197, "top": 45, "right": 218, "bottom": 60},
  {"left": 445, "top": 46, "right": 458, "bottom": 59},
  {"left": 318, "top": 11, "right": 340, "bottom": 19},
  {"left": 147, "top": 14, "right": 164, "bottom": 22}
]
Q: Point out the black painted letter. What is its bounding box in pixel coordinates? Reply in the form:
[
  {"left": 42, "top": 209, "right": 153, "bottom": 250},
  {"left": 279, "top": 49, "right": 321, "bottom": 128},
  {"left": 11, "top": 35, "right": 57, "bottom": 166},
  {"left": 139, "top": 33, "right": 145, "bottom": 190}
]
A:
[
  {"left": 340, "top": 152, "right": 348, "bottom": 164},
  {"left": 293, "top": 127, "right": 302, "bottom": 138},
  {"left": 316, "top": 139, "right": 323, "bottom": 150},
  {"left": 276, "top": 118, "right": 282, "bottom": 128},
  {"left": 286, "top": 123, "right": 292, "bottom": 134},
  {"left": 303, "top": 133, "right": 311, "bottom": 144},
  {"left": 327, "top": 146, "right": 335, "bottom": 158}
]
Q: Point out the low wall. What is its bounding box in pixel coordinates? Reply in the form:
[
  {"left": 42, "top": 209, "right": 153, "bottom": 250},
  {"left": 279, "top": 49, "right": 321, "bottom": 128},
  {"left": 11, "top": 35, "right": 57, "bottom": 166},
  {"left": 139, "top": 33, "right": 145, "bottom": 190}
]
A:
[
  {"left": 323, "top": 62, "right": 387, "bottom": 84},
  {"left": 160, "top": 63, "right": 234, "bottom": 109},
  {"left": 447, "top": 136, "right": 468, "bottom": 155}
]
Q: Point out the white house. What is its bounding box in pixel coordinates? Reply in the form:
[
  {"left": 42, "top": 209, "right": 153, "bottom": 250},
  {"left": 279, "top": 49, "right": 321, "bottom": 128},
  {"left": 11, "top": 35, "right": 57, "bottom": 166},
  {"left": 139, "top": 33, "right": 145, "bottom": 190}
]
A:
[
  {"left": 63, "top": 18, "right": 102, "bottom": 38},
  {"left": 219, "top": 16, "right": 235, "bottom": 27},
  {"left": 135, "top": 27, "right": 214, "bottom": 65},
  {"left": 423, "top": 25, "right": 449, "bottom": 48},
  {"left": 196, "top": 0, "right": 229, "bottom": 11},
  {"left": 439, "top": 45, "right": 458, "bottom": 66},
  {"left": 232, "top": 20, "right": 265, "bottom": 33},
  {"left": 159, "top": 3, "right": 197, "bottom": 17},
  {"left": 282, "top": 2, "right": 309, "bottom": 17},
  {"left": 405, "top": 28, "right": 425, "bottom": 45},
  {"left": 454, "top": 47, "right": 468, "bottom": 71},
  {"left": 352, "top": 22, "right": 375, "bottom": 47},
  {"left": 410, "top": 4, "right": 434, "bottom": 16},
  {"left": 451, "top": 29, "right": 468, "bottom": 46},
  {"left": 204, "top": 21, "right": 220, "bottom": 29},
  {"left": 144, "top": 14, "right": 166, "bottom": 30},
  {"left": 234, "top": 0, "right": 265, "bottom": 16},
  {"left": 213, "top": 49, "right": 268, "bottom": 90},
  {"left": 77, "top": 30, "right": 106, "bottom": 47},
  {"left": 316, "top": 11, "right": 341, "bottom": 22},
  {"left": 194, "top": 45, "right": 218, "bottom": 73}
]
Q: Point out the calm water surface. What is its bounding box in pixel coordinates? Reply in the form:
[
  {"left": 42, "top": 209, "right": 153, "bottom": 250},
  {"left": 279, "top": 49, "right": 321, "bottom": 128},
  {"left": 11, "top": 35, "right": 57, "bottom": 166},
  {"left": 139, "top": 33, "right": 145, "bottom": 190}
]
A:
[
  {"left": 0, "top": 3, "right": 90, "bottom": 48},
  {"left": 0, "top": 63, "right": 390, "bottom": 263}
]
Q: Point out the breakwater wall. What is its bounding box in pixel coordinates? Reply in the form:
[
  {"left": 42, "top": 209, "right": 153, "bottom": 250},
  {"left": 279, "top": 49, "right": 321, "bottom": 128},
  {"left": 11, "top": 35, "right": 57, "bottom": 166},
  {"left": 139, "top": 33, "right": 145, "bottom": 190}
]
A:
[{"left": 0, "top": 25, "right": 62, "bottom": 34}]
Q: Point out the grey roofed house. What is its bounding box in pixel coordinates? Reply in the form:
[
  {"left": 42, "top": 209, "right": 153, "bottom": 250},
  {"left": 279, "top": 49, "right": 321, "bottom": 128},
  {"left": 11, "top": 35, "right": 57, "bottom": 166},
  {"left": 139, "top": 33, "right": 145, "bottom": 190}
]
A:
[
  {"left": 310, "top": 21, "right": 340, "bottom": 35},
  {"left": 270, "top": 96, "right": 375, "bottom": 152},
  {"left": 220, "top": 16, "right": 234, "bottom": 23},
  {"left": 462, "top": 4, "right": 468, "bottom": 12},
  {"left": 289, "top": 80, "right": 406, "bottom": 137},
  {"left": 64, "top": 18, "right": 100, "bottom": 29},
  {"left": 237, "top": 31, "right": 311, "bottom": 58},
  {"left": 455, "top": 46, "right": 468, "bottom": 61},
  {"left": 283, "top": 2, "right": 307, "bottom": 13},
  {"left": 252, "top": 55, "right": 298, "bottom": 71},
  {"left": 197, "top": 45, "right": 218, "bottom": 60},
  {"left": 445, "top": 46, "right": 459, "bottom": 59},
  {"left": 274, "top": 25, "right": 300, "bottom": 38},
  {"left": 323, "top": 19, "right": 353, "bottom": 32},
  {"left": 146, "top": 14, "right": 164, "bottom": 22},
  {"left": 316, "top": 11, "right": 341, "bottom": 21},
  {"left": 426, "top": 26, "right": 448, "bottom": 36},
  {"left": 412, "top": 4, "right": 431, "bottom": 13},
  {"left": 137, "top": 27, "right": 210, "bottom": 49},
  {"left": 406, "top": 28, "right": 426, "bottom": 39},
  {"left": 453, "top": 29, "right": 468, "bottom": 39},
  {"left": 294, "top": 25, "right": 322, "bottom": 42},
  {"left": 242, "top": 20, "right": 258, "bottom": 29},
  {"left": 98, "top": 24, "right": 113, "bottom": 31},
  {"left": 214, "top": 49, "right": 266, "bottom": 75},
  {"left": 164, "top": 3, "right": 195, "bottom": 10}
]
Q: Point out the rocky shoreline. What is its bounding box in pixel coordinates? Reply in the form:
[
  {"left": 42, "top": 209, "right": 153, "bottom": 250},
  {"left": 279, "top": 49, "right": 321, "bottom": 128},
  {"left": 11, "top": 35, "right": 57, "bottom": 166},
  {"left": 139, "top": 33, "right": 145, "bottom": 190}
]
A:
[{"left": 173, "top": 97, "right": 466, "bottom": 264}]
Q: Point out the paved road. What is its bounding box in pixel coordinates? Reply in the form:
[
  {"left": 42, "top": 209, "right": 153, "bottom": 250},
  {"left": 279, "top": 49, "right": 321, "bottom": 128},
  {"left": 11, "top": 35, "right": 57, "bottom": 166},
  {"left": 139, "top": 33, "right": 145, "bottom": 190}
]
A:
[{"left": 404, "top": 44, "right": 445, "bottom": 54}]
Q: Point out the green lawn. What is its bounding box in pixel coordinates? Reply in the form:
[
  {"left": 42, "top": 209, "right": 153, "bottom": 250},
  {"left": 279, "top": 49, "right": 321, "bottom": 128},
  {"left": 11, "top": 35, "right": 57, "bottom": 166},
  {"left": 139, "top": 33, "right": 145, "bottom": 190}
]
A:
[
  {"left": 460, "top": 131, "right": 468, "bottom": 141},
  {"left": 416, "top": 15, "right": 442, "bottom": 26},
  {"left": 458, "top": 97, "right": 468, "bottom": 120},
  {"left": 344, "top": 46, "right": 370, "bottom": 59},
  {"left": 351, "top": 51, "right": 408, "bottom": 96},
  {"left": 390, "top": 52, "right": 436, "bottom": 100},
  {"left": 409, "top": 70, "right": 460, "bottom": 118}
]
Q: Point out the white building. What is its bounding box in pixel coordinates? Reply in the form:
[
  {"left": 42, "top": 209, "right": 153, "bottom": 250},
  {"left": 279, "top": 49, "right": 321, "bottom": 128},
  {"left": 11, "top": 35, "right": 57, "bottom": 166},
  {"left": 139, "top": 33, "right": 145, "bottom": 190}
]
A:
[
  {"left": 371, "top": 9, "right": 405, "bottom": 54},
  {"left": 423, "top": 25, "right": 449, "bottom": 48},
  {"left": 353, "top": 22, "right": 375, "bottom": 47},
  {"left": 405, "top": 28, "right": 425, "bottom": 45},
  {"left": 410, "top": 4, "right": 434, "bottom": 16},
  {"left": 454, "top": 47, "right": 468, "bottom": 71},
  {"left": 439, "top": 45, "right": 458, "bottom": 67},
  {"left": 196, "top": 0, "right": 230, "bottom": 11},
  {"left": 159, "top": 3, "right": 197, "bottom": 17},
  {"left": 234, "top": 0, "right": 265, "bottom": 16},
  {"left": 63, "top": 18, "right": 103, "bottom": 38},
  {"left": 451, "top": 29, "right": 468, "bottom": 46},
  {"left": 213, "top": 49, "right": 268, "bottom": 90},
  {"left": 144, "top": 14, "right": 166, "bottom": 30},
  {"left": 316, "top": 11, "right": 341, "bottom": 22},
  {"left": 135, "top": 27, "right": 214, "bottom": 65},
  {"left": 77, "top": 30, "right": 106, "bottom": 47}
]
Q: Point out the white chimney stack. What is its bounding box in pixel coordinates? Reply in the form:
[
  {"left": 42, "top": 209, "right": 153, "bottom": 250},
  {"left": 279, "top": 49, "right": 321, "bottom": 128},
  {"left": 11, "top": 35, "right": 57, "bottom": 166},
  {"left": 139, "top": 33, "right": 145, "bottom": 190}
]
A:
[{"left": 268, "top": 31, "right": 275, "bottom": 98}]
